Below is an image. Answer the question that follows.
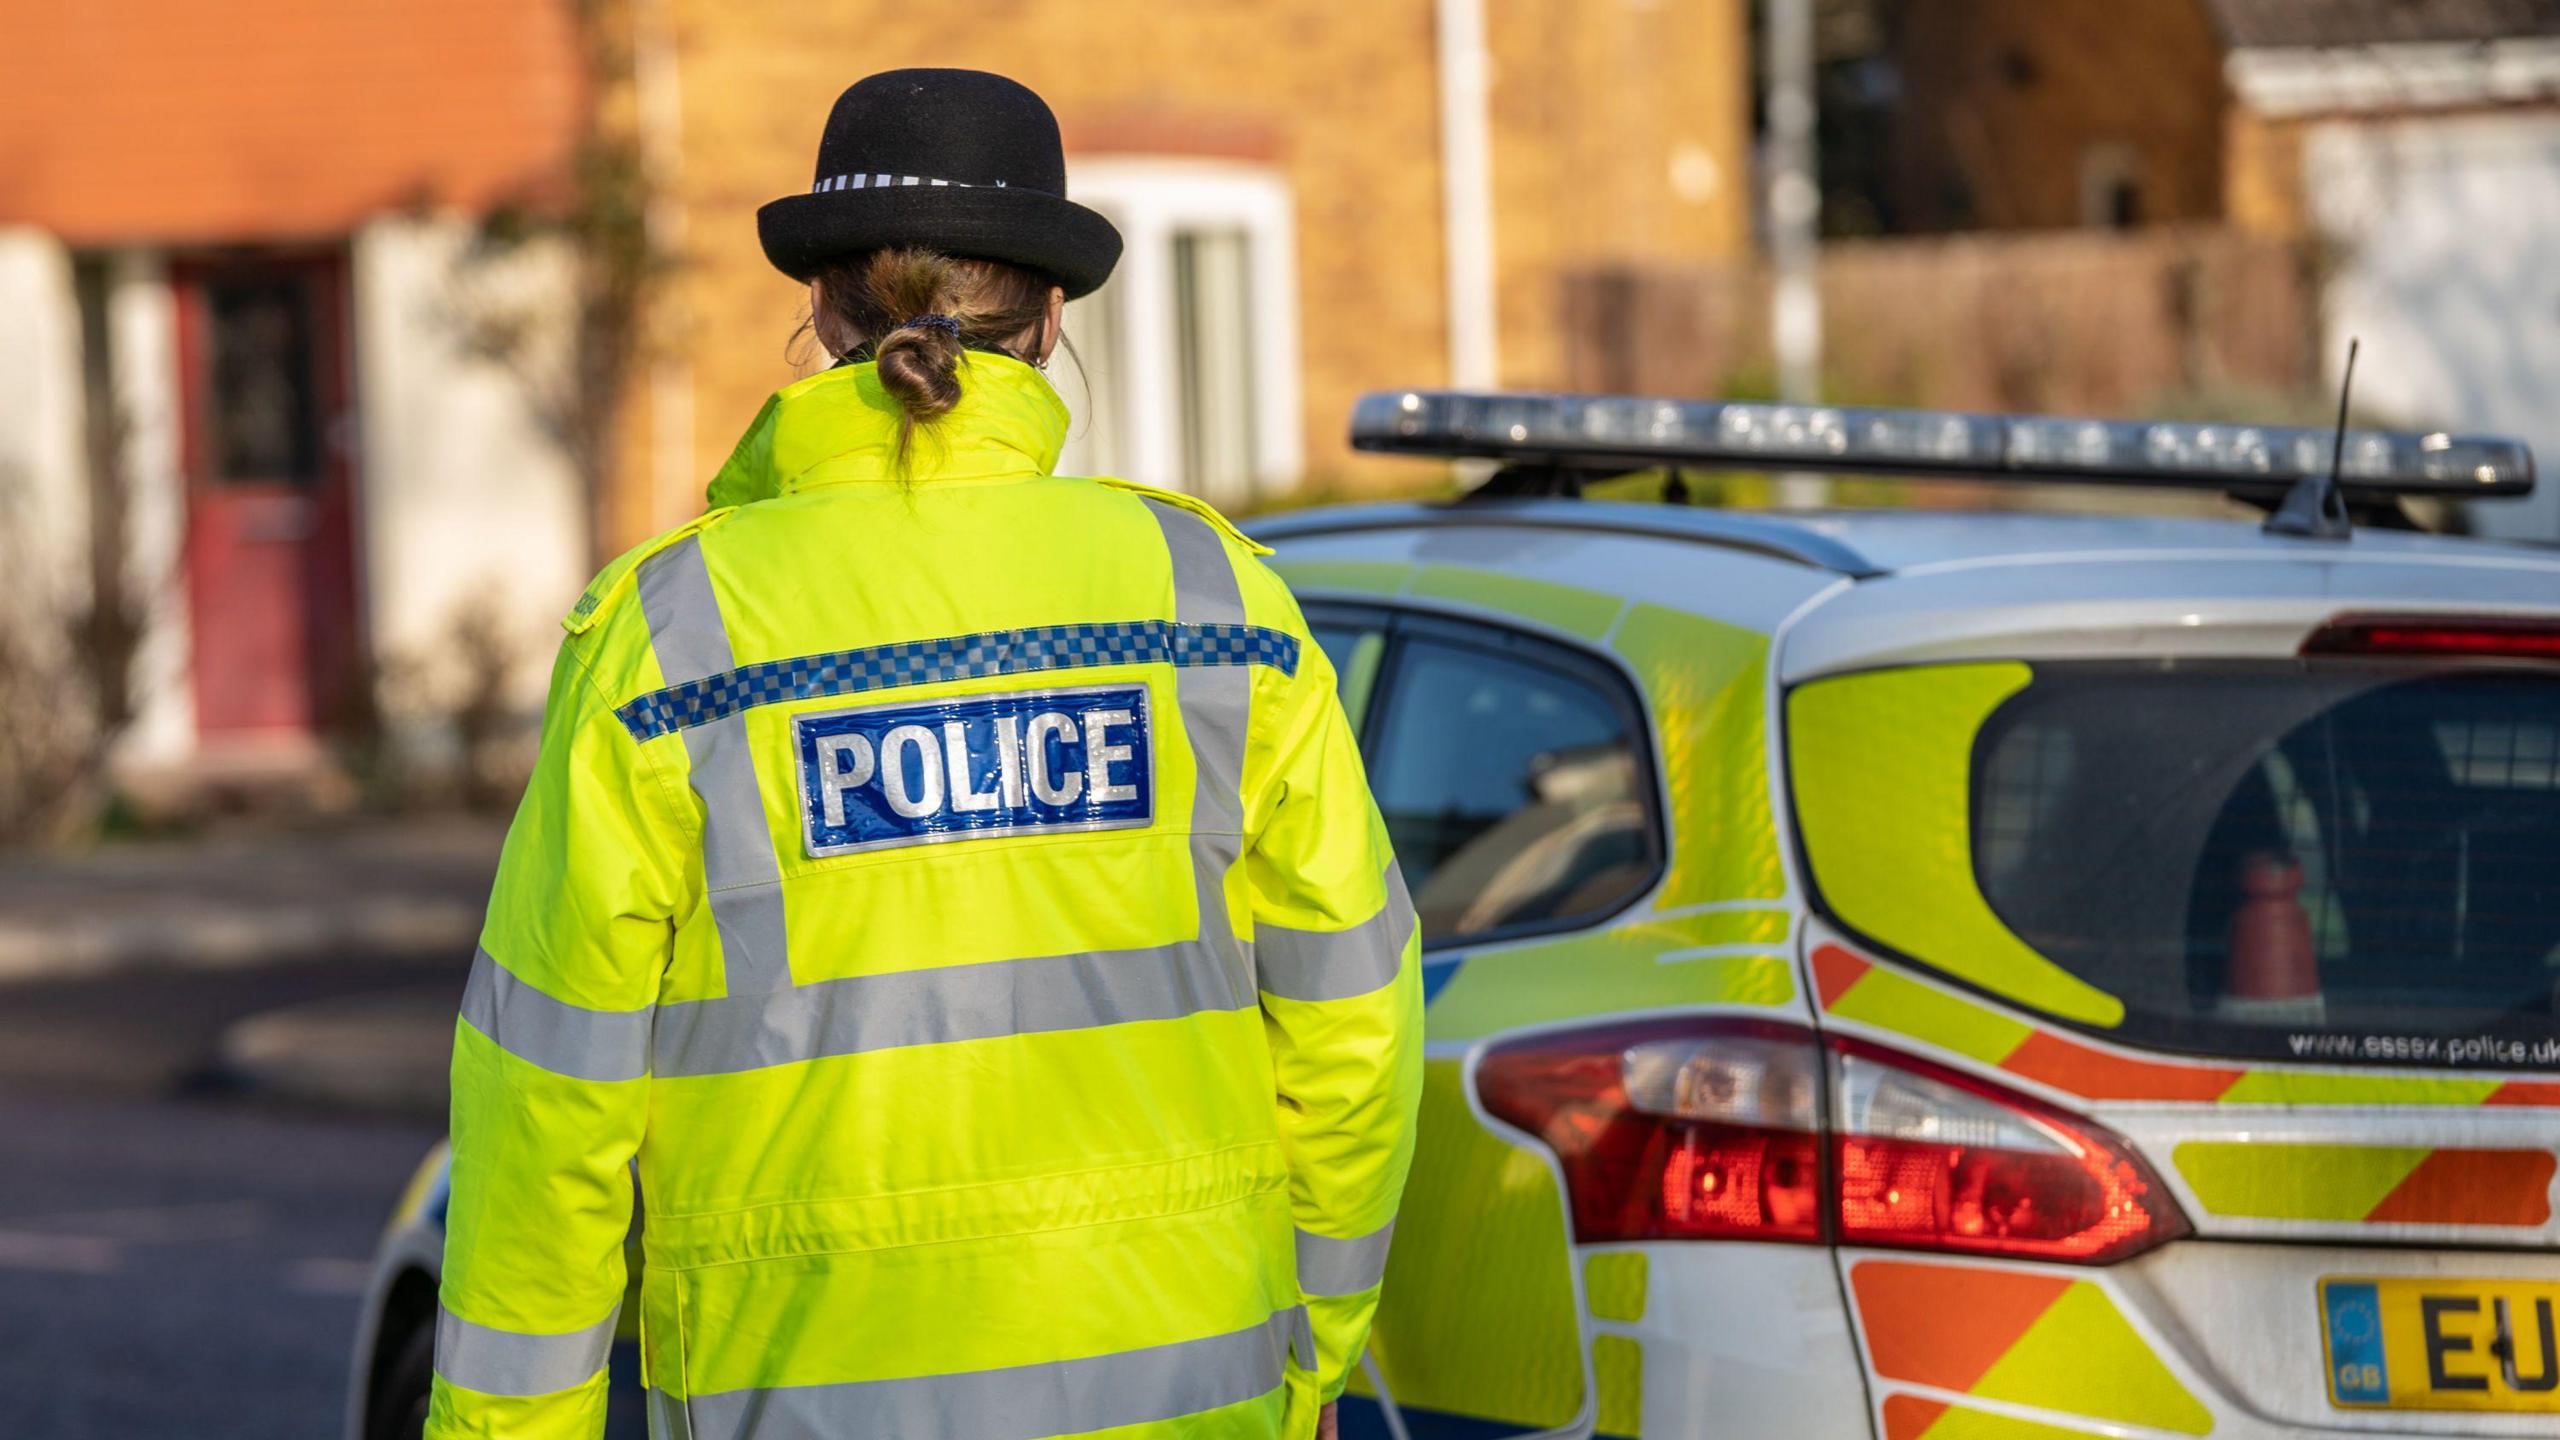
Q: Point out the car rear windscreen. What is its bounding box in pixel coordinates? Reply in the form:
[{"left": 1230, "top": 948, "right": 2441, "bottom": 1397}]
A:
[{"left": 1972, "top": 661, "right": 2560, "bottom": 1068}]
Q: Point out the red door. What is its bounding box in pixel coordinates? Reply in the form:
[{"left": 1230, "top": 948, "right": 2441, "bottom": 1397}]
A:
[{"left": 173, "top": 254, "right": 361, "bottom": 739}]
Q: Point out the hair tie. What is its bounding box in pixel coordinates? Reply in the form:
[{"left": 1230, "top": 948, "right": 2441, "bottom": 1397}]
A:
[{"left": 907, "top": 313, "right": 961, "bottom": 338}]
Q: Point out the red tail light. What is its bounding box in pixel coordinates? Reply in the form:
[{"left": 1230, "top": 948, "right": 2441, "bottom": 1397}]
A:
[
  {"left": 1476, "top": 1019, "right": 1825, "bottom": 1243},
  {"left": 2303, "top": 614, "right": 2560, "bottom": 661},
  {"left": 1829, "top": 1037, "right": 2189, "bottom": 1264},
  {"left": 1475, "top": 1020, "right": 2188, "bottom": 1263}
]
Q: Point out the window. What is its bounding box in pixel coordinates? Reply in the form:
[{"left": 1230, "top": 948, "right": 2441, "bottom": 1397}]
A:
[
  {"left": 1969, "top": 662, "right": 2560, "bottom": 1063},
  {"left": 1305, "top": 604, "right": 1390, "bottom": 730},
  {"left": 1364, "top": 623, "right": 1658, "bottom": 946},
  {"left": 1054, "top": 159, "right": 1302, "bottom": 507},
  {"left": 203, "top": 270, "right": 325, "bottom": 483}
]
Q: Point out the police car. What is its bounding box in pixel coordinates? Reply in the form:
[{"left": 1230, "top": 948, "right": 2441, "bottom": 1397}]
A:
[{"left": 351, "top": 392, "right": 2560, "bottom": 1440}]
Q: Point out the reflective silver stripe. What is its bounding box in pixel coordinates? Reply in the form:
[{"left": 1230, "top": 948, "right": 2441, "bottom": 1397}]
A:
[
  {"left": 1146, "top": 501, "right": 1253, "bottom": 1002},
  {"left": 1295, "top": 1221, "right": 1395, "bottom": 1297},
  {"left": 433, "top": 1303, "right": 617, "bottom": 1398},
  {"left": 653, "top": 935, "right": 1247, "bottom": 1077},
  {"left": 1151, "top": 504, "right": 1247, "bottom": 631},
  {"left": 1257, "top": 864, "right": 1417, "bottom": 1004},
  {"left": 637, "top": 537, "right": 793, "bottom": 997},
  {"left": 684, "top": 1306, "right": 1304, "bottom": 1440},
  {"left": 648, "top": 1388, "right": 694, "bottom": 1440},
  {"left": 635, "top": 535, "right": 734, "bottom": 681},
  {"left": 459, "top": 948, "right": 653, "bottom": 1082}
]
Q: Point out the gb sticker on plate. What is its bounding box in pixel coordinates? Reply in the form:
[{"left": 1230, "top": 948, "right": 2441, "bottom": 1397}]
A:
[{"left": 793, "top": 683, "right": 1154, "bottom": 857}]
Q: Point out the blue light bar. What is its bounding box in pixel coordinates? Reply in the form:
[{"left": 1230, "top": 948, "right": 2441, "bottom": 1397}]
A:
[{"left": 1348, "top": 391, "right": 2535, "bottom": 498}]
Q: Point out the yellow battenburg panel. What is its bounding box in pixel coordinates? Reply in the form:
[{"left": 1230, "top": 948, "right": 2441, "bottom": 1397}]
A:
[
  {"left": 1788, "top": 664, "right": 2125, "bottom": 1027},
  {"left": 1584, "top": 1252, "right": 1649, "bottom": 1323},
  {"left": 1606, "top": 603, "right": 1787, "bottom": 911},
  {"left": 2215, "top": 1071, "right": 2505, "bottom": 1107},
  {"left": 1824, "top": 964, "right": 2033, "bottom": 1067},
  {"left": 1267, "top": 558, "right": 1417, "bottom": 598},
  {"left": 1408, "top": 565, "right": 1627, "bottom": 640},
  {"left": 391, "top": 1141, "right": 450, "bottom": 1229},
  {"left": 1592, "top": 1334, "right": 1645, "bottom": 1438},
  {"left": 2173, "top": 1142, "right": 2429, "bottom": 1220},
  {"left": 1969, "top": 1282, "right": 2215, "bottom": 1436},
  {"left": 1364, "top": 1061, "right": 1586, "bottom": 1430},
  {"left": 1423, "top": 908, "right": 1796, "bottom": 1041}
]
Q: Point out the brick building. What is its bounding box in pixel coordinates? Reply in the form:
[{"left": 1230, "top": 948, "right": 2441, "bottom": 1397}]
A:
[
  {"left": 623, "top": 0, "right": 1754, "bottom": 541},
  {"left": 0, "top": 0, "right": 1755, "bottom": 790},
  {"left": 1858, "top": 0, "right": 2560, "bottom": 243},
  {"left": 0, "top": 0, "right": 592, "bottom": 788},
  {"left": 1827, "top": 0, "right": 2560, "bottom": 541}
]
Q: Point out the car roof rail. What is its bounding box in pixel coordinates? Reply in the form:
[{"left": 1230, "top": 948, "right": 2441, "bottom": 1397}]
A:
[{"left": 1348, "top": 390, "right": 2536, "bottom": 535}]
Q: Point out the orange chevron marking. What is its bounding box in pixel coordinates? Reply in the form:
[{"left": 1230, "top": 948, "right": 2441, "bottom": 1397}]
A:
[
  {"left": 1997, "top": 1028, "right": 2244, "bottom": 1102},
  {"left": 2364, "top": 1147, "right": 2557, "bottom": 1226},
  {"left": 1880, "top": 1394, "right": 1950, "bottom": 1440},
  {"left": 1852, "top": 1260, "right": 2071, "bottom": 1392},
  {"left": 1813, "top": 944, "right": 1873, "bottom": 1010},
  {"left": 2487, "top": 1081, "right": 2560, "bottom": 1107}
]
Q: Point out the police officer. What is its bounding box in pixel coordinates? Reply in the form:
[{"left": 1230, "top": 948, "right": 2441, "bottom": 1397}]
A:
[{"left": 428, "top": 69, "right": 1421, "bottom": 1440}]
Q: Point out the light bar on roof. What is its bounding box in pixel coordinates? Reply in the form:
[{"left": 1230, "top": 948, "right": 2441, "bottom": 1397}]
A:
[{"left": 1348, "top": 391, "right": 2536, "bottom": 498}]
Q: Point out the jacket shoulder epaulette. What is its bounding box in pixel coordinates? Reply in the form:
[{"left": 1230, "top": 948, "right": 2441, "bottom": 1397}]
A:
[
  {"left": 561, "top": 507, "right": 740, "bottom": 635},
  {"left": 1093, "top": 476, "right": 1273, "bottom": 557}
]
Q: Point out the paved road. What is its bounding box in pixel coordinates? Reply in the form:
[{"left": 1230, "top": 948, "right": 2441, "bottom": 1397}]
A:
[{"left": 0, "top": 955, "right": 461, "bottom": 1439}]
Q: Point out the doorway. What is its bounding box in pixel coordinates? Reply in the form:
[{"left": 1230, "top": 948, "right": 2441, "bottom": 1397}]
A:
[{"left": 172, "top": 252, "right": 361, "bottom": 741}]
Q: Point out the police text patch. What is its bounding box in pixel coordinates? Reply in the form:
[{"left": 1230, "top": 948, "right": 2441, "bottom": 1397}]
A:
[{"left": 794, "top": 684, "right": 1154, "bottom": 857}]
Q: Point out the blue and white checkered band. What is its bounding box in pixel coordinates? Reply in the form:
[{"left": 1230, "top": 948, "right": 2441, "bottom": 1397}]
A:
[
  {"left": 809, "top": 173, "right": 1012, "bottom": 193},
  {"left": 795, "top": 683, "right": 1153, "bottom": 857},
  {"left": 616, "top": 619, "right": 1300, "bottom": 743}
]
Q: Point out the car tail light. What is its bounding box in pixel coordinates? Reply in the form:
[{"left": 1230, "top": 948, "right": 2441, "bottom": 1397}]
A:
[
  {"left": 2303, "top": 614, "right": 2560, "bottom": 661},
  {"left": 1475, "top": 1021, "right": 2189, "bottom": 1263},
  {"left": 1476, "top": 1019, "right": 1825, "bottom": 1243},
  {"left": 1830, "top": 1038, "right": 2188, "bottom": 1264}
]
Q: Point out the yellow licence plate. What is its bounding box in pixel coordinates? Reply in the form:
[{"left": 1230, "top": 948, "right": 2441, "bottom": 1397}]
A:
[{"left": 2321, "top": 1277, "right": 2560, "bottom": 1412}]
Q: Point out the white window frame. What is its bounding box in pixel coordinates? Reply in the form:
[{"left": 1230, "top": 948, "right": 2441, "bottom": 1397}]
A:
[{"left": 1064, "top": 157, "right": 1303, "bottom": 504}]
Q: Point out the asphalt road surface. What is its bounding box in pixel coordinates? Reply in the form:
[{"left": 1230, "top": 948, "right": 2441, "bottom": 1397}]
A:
[{"left": 0, "top": 955, "right": 463, "bottom": 1439}]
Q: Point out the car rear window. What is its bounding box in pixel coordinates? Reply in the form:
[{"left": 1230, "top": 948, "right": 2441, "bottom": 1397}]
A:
[{"left": 1971, "top": 661, "right": 2560, "bottom": 1067}]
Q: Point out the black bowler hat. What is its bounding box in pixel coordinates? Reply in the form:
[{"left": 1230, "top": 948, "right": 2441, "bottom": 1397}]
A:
[{"left": 757, "top": 69, "right": 1123, "bottom": 299}]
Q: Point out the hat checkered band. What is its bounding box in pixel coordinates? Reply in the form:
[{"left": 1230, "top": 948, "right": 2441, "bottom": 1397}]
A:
[
  {"left": 616, "top": 620, "right": 1299, "bottom": 742},
  {"left": 810, "top": 173, "right": 1010, "bottom": 194}
]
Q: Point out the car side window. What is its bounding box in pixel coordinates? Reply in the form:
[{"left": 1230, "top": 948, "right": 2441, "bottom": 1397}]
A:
[
  {"left": 1365, "top": 622, "right": 1658, "bottom": 947},
  {"left": 1306, "top": 609, "right": 1390, "bottom": 730}
]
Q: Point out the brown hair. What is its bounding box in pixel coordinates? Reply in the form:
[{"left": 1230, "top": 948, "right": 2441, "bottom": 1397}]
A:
[{"left": 807, "top": 247, "right": 1056, "bottom": 463}]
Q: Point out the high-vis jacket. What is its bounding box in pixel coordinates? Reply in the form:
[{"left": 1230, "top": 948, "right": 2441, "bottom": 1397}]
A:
[{"left": 427, "top": 352, "right": 1423, "bottom": 1440}]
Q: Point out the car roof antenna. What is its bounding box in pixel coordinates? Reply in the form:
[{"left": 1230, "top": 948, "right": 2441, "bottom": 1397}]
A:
[{"left": 2264, "top": 337, "right": 2358, "bottom": 541}]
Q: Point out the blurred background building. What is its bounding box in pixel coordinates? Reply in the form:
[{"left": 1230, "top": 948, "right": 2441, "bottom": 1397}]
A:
[
  {"left": 0, "top": 0, "right": 2554, "bottom": 828},
  {"left": 0, "top": 0, "right": 1752, "bottom": 819}
]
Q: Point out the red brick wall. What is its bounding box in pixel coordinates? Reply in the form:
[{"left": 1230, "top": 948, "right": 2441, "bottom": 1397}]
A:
[
  {"left": 1564, "top": 227, "right": 2319, "bottom": 418},
  {"left": 0, "top": 0, "right": 583, "bottom": 244},
  {"left": 1886, "top": 0, "right": 2229, "bottom": 232}
]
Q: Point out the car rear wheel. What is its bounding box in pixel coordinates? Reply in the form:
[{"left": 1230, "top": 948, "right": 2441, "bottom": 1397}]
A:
[{"left": 367, "top": 1322, "right": 433, "bottom": 1440}]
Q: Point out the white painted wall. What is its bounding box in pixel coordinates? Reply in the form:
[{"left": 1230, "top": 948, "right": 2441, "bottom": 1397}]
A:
[
  {"left": 0, "top": 229, "right": 87, "bottom": 603},
  {"left": 350, "top": 215, "right": 588, "bottom": 725},
  {"left": 106, "top": 250, "right": 194, "bottom": 768},
  {"left": 2303, "top": 113, "right": 2560, "bottom": 544}
]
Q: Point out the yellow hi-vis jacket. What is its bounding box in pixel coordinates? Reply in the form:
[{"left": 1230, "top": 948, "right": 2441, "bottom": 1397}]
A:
[{"left": 427, "top": 353, "right": 1423, "bottom": 1440}]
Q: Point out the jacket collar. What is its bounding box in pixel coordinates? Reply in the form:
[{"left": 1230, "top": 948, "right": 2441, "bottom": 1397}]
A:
[{"left": 705, "top": 351, "right": 1069, "bottom": 507}]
